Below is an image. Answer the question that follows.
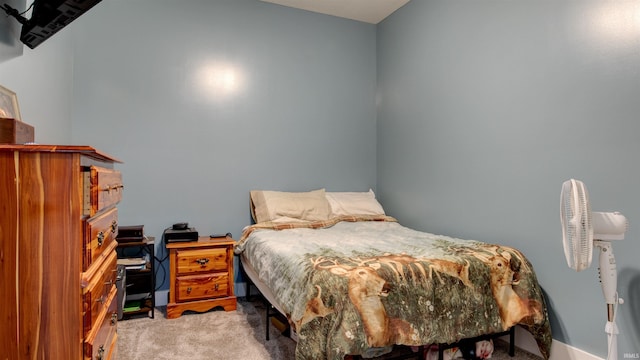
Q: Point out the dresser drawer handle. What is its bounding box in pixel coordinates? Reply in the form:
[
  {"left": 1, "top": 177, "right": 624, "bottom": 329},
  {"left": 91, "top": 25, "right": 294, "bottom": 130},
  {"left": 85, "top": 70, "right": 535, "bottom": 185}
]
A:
[
  {"left": 186, "top": 287, "right": 192, "bottom": 294},
  {"left": 195, "top": 258, "right": 209, "bottom": 266},
  {"left": 96, "top": 220, "right": 116, "bottom": 247},
  {"left": 96, "top": 295, "right": 105, "bottom": 304},
  {"left": 100, "top": 184, "right": 124, "bottom": 193},
  {"left": 214, "top": 284, "right": 219, "bottom": 291},
  {"left": 96, "top": 345, "right": 105, "bottom": 360},
  {"left": 111, "top": 313, "right": 118, "bottom": 325}
]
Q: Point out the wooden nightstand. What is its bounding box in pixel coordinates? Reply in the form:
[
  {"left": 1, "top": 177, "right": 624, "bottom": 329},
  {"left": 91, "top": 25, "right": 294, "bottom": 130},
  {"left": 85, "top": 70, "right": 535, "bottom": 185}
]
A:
[{"left": 166, "top": 236, "right": 237, "bottom": 319}]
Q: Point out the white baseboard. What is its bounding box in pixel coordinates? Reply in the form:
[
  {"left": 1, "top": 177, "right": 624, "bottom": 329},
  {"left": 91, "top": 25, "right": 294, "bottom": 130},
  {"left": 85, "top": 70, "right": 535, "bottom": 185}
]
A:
[
  {"left": 549, "top": 340, "right": 604, "bottom": 360},
  {"left": 503, "top": 326, "right": 603, "bottom": 360}
]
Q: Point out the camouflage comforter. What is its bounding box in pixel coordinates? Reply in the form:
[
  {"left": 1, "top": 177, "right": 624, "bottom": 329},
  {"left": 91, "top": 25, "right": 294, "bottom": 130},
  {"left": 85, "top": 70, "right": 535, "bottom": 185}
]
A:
[{"left": 234, "top": 215, "right": 552, "bottom": 360}]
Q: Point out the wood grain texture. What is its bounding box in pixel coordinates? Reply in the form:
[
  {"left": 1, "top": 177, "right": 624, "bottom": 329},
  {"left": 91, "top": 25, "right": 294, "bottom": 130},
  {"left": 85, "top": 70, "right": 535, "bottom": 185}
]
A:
[
  {"left": 0, "top": 144, "right": 122, "bottom": 163},
  {"left": 166, "top": 297, "right": 238, "bottom": 319},
  {"left": 0, "top": 146, "right": 120, "bottom": 360},
  {"left": 86, "top": 166, "right": 122, "bottom": 217},
  {"left": 0, "top": 152, "right": 20, "bottom": 359},
  {"left": 83, "top": 207, "right": 118, "bottom": 271},
  {"left": 166, "top": 237, "right": 237, "bottom": 319},
  {"left": 175, "top": 247, "right": 228, "bottom": 274},
  {"left": 176, "top": 273, "right": 230, "bottom": 301},
  {"left": 16, "top": 152, "right": 83, "bottom": 359},
  {"left": 0, "top": 118, "right": 34, "bottom": 144}
]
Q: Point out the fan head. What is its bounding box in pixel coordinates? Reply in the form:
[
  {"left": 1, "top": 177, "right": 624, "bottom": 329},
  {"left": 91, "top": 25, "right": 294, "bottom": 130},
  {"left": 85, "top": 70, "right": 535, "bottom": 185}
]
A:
[{"left": 560, "top": 179, "right": 593, "bottom": 271}]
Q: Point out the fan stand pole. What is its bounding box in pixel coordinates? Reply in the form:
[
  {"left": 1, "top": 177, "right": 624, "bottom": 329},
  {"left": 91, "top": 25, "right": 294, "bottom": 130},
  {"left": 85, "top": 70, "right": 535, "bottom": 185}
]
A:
[
  {"left": 604, "top": 319, "right": 618, "bottom": 360},
  {"left": 596, "top": 240, "right": 621, "bottom": 360}
]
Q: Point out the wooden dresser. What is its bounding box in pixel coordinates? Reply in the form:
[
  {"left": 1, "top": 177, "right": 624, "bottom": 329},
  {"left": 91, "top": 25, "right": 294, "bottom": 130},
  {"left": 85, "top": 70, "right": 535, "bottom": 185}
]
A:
[
  {"left": 0, "top": 145, "right": 123, "bottom": 360},
  {"left": 166, "top": 236, "right": 237, "bottom": 319}
]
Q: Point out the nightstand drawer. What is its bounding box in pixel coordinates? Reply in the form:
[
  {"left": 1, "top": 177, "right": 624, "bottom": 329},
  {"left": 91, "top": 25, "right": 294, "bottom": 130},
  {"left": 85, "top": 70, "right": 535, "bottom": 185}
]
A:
[
  {"left": 84, "top": 207, "right": 118, "bottom": 271},
  {"left": 175, "top": 273, "right": 229, "bottom": 302},
  {"left": 175, "top": 247, "right": 228, "bottom": 275}
]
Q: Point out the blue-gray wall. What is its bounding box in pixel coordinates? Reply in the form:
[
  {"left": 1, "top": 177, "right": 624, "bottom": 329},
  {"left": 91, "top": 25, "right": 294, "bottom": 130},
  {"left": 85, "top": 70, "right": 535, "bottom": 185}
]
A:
[
  {"left": 2, "top": 0, "right": 640, "bottom": 358},
  {"left": 0, "top": 0, "right": 25, "bottom": 62},
  {"left": 0, "top": 27, "right": 74, "bottom": 142},
  {"left": 70, "top": 0, "right": 377, "bottom": 238},
  {"left": 377, "top": 1, "right": 640, "bottom": 358},
  {"left": 1, "top": 0, "right": 377, "bottom": 310}
]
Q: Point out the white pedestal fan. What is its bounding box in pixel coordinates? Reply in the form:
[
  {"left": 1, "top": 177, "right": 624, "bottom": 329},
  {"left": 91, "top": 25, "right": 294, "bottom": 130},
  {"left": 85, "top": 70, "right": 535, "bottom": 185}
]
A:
[{"left": 560, "top": 179, "right": 627, "bottom": 360}]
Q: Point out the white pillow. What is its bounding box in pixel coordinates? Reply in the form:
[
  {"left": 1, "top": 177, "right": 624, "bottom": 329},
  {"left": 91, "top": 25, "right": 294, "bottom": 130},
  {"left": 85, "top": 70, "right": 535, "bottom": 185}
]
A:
[
  {"left": 325, "top": 189, "right": 385, "bottom": 217},
  {"left": 250, "top": 189, "right": 332, "bottom": 223}
]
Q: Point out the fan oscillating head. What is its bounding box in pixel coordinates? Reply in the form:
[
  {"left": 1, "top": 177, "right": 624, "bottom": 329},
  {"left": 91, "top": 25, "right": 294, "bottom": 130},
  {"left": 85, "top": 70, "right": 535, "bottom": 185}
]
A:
[{"left": 561, "top": 179, "right": 593, "bottom": 271}]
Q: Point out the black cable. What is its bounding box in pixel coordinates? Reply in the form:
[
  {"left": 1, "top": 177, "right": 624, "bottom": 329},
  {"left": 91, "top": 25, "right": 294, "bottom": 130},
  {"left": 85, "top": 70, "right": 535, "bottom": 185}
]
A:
[
  {"left": 1, "top": 3, "right": 27, "bottom": 24},
  {"left": 20, "top": 1, "right": 34, "bottom": 16},
  {"left": 152, "top": 229, "right": 172, "bottom": 290},
  {"left": 153, "top": 253, "right": 168, "bottom": 291}
]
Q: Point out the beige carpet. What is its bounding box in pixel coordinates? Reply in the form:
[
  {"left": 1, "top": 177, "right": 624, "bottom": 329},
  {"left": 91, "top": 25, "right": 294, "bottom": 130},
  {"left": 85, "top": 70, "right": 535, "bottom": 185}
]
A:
[{"left": 117, "top": 298, "right": 542, "bottom": 360}]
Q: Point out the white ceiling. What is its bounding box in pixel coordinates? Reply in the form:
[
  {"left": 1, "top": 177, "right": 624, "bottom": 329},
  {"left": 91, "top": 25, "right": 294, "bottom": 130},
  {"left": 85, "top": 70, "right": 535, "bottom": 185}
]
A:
[{"left": 259, "top": 0, "right": 411, "bottom": 24}]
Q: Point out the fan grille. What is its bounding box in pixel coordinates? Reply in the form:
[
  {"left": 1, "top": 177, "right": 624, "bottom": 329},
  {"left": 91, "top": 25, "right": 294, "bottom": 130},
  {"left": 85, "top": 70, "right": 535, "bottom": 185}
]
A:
[{"left": 561, "top": 179, "right": 593, "bottom": 271}]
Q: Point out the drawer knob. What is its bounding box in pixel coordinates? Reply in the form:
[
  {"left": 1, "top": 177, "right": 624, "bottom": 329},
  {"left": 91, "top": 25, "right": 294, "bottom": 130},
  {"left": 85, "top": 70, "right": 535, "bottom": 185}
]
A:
[
  {"left": 96, "top": 295, "right": 105, "bottom": 304},
  {"left": 110, "top": 220, "right": 118, "bottom": 233},
  {"left": 195, "top": 258, "right": 209, "bottom": 266},
  {"left": 214, "top": 284, "right": 219, "bottom": 291},
  {"left": 111, "top": 313, "right": 117, "bottom": 325},
  {"left": 97, "top": 231, "right": 105, "bottom": 246},
  {"left": 96, "top": 345, "right": 105, "bottom": 360},
  {"left": 186, "top": 287, "right": 192, "bottom": 294}
]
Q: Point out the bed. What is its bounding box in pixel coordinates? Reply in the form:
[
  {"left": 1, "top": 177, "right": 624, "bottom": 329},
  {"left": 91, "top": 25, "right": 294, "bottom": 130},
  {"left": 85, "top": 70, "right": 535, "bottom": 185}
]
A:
[{"left": 234, "top": 189, "right": 552, "bottom": 360}]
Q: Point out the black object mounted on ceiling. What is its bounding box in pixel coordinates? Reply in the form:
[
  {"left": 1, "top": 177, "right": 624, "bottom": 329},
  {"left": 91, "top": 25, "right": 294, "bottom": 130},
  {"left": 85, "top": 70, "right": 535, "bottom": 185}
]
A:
[{"left": 2, "top": 0, "right": 102, "bottom": 49}]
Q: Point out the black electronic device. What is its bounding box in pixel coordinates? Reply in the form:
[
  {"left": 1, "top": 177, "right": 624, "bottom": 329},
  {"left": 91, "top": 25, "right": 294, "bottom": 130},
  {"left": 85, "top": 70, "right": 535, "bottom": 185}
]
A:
[
  {"left": 210, "top": 232, "right": 232, "bottom": 238},
  {"left": 2, "top": 0, "right": 103, "bottom": 49},
  {"left": 172, "top": 222, "right": 188, "bottom": 230},
  {"left": 164, "top": 226, "right": 198, "bottom": 243},
  {"left": 116, "top": 225, "right": 144, "bottom": 243}
]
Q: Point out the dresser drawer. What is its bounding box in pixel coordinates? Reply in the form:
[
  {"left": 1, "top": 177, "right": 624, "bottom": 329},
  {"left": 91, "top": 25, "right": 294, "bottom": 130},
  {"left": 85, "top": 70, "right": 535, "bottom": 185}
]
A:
[
  {"left": 84, "top": 207, "right": 118, "bottom": 271},
  {"left": 175, "top": 273, "right": 229, "bottom": 302},
  {"left": 83, "top": 251, "right": 118, "bottom": 336},
  {"left": 175, "top": 247, "right": 228, "bottom": 275},
  {"left": 84, "top": 286, "right": 118, "bottom": 360},
  {"left": 83, "top": 166, "right": 123, "bottom": 216}
]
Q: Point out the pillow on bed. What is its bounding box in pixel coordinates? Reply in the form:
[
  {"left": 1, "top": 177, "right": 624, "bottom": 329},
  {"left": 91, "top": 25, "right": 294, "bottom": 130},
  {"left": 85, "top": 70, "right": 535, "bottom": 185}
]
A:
[
  {"left": 250, "top": 189, "right": 332, "bottom": 223},
  {"left": 325, "top": 189, "right": 386, "bottom": 216}
]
